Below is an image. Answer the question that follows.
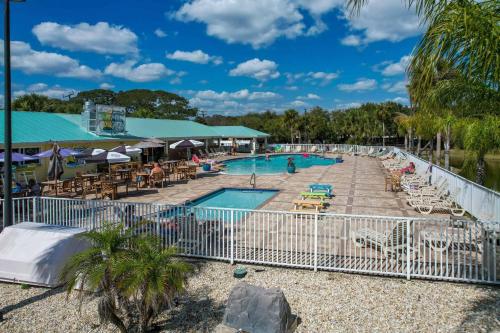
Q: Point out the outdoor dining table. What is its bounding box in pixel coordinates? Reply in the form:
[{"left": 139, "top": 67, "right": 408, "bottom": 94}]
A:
[
  {"left": 41, "top": 180, "right": 65, "bottom": 194},
  {"left": 136, "top": 172, "right": 150, "bottom": 188},
  {"left": 115, "top": 169, "right": 131, "bottom": 179}
]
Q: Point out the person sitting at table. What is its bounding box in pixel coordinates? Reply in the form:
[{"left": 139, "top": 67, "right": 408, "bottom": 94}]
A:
[
  {"left": 149, "top": 162, "right": 164, "bottom": 177},
  {"left": 149, "top": 162, "right": 165, "bottom": 187},
  {"left": 27, "top": 178, "right": 41, "bottom": 196}
]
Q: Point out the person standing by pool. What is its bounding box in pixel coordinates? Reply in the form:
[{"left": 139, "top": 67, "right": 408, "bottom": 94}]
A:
[{"left": 265, "top": 152, "right": 270, "bottom": 161}]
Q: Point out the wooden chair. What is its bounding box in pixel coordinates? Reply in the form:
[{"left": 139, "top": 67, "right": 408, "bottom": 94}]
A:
[
  {"left": 100, "top": 181, "right": 116, "bottom": 200},
  {"left": 81, "top": 182, "right": 98, "bottom": 200},
  {"left": 126, "top": 171, "right": 141, "bottom": 194},
  {"left": 149, "top": 172, "right": 164, "bottom": 188}
]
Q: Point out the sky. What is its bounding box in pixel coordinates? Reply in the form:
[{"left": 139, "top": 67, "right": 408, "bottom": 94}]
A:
[{"left": 0, "top": 0, "right": 424, "bottom": 115}]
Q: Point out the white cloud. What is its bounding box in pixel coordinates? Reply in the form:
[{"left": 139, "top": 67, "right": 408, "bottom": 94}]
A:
[
  {"left": 334, "top": 102, "right": 362, "bottom": 109},
  {"left": 290, "top": 100, "right": 308, "bottom": 108},
  {"left": 154, "top": 28, "right": 167, "bottom": 38},
  {"left": 14, "top": 83, "right": 77, "bottom": 99},
  {"left": 174, "top": 0, "right": 347, "bottom": 48},
  {"left": 286, "top": 71, "right": 338, "bottom": 86},
  {"left": 340, "top": 34, "right": 362, "bottom": 46},
  {"left": 175, "top": 0, "right": 304, "bottom": 48},
  {"left": 99, "top": 82, "right": 115, "bottom": 90},
  {"left": 0, "top": 39, "right": 101, "bottom": 79},
  {"left": 229, "top": 58, "right": 280, "bottom": 81},
  {"left": 340, "top": 0, "right": 424, "bottom": 46},
  {"left": 381, "top": 55, "right": 412, "bottom": 76},
  {"left": 32, "top": 22, "right": 138, "bottom": 55},
  {"left": 338, "top": 78, "right": 377, "bottom": 92},
  {"left": 166, "top": 49, "right": 222, "bottom": 65},
  {"left": 382, "top": 80, "right": 407, "bottom": 94},
  {"left": 104, "top": 60, "right": 174, "bottom": 82},
  {"left": 306, "top": 71, "right": 339, "bottom": 86},
  {"left": 285, "top": 85, "right": 299, "bottom": 91},
  {"left": 189, "top": 88, "right": 281, "bottom": 114},
  {"left": 392, "top": 97, "right": 409, "bottom": 104},
  {"left": 298, "top": 93, "right": 321, "bottom": 100}
]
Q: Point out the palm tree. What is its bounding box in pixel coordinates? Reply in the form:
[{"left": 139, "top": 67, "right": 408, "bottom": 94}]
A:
[
  {"left": 463, "top": 116, "right": 500, "bottom": 185},
  {"left": 376, "top": 105, "right": 391, "bottom": 147},
  {"left": 61, "top": 224, "right": 192, "bottom": 333},
  {"left": 348, "top": 1, "right": 499, "bottom": 95},
  {"left": 114, "top": 236, "right": 192, "bottom": 332},
  {"left": 283, "top": 109, "right": 300, "bottom": 144}
]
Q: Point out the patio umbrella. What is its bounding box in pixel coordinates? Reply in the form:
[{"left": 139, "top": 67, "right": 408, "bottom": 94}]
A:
[
  {"left": 111, "top": 145, "right": 142, "bottom": 155},
  {"left": 169, "top": 139, "right": 203, "bottom": 149},
  {"left": 0, "top": 152, "right": 36, "bottom": 163},
  {"left": 33, "top": 147, "right": 81, "bottom": 159},
  {"left": 48, "top": 144, "right": 64, "bottom": 196},
  {"left": 132, "top": 140, "right": 164, "bottom": 149},
  {"left": 84, "top": 149, "right": 131, "bottom": 164}
]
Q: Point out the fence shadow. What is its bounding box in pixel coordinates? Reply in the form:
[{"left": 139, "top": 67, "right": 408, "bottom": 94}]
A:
[
  {"left": 455, "top": 285, "right": 500, "bottom": 332},
  {"left": 0, "top": 286, "right": 64, "bottom": 318}
]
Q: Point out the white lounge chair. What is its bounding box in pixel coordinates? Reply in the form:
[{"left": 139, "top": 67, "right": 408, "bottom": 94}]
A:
[
  {"left": 414, "top": 189, "right": 465, "bottom": 216},
  {"left": 351, "top": 220, "right": 414, "bottom": 258}
]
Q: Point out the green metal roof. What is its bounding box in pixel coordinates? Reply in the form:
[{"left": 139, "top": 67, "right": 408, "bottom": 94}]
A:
[
  {"left": 211, "top": 126, "right": 270, "bottom": 138},
  {"left": 0, "top": 111, "right": 269, "bottom": 145},
  {"left": 0, "top": 111, "right": 116, "bottom": 145},
  {"left": 126, "top": 117, "right": 220, "bottom": 139}
]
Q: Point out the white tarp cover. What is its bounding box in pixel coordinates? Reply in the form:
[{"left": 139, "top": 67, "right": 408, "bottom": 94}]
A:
[{"left": 0, "top": 223, "right": 89, "bottom": 287}]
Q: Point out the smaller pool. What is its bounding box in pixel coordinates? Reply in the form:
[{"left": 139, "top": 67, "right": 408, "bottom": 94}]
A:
[{"left": 187, "top": 188, "right": 278, "bottom": 210}]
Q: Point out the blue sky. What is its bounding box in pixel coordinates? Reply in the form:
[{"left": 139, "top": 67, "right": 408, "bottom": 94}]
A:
[{"left": 1, "top": 0, "right": 424, "bottom": 115}]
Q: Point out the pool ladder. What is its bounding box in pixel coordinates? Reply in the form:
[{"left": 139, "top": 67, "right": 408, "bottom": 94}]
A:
[{"left": 250, "top": 173, "right": 256, "bottom": 188}]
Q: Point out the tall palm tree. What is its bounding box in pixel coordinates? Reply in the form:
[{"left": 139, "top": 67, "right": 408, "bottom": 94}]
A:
[
  {"left": 463, "top": 116, "right": 500, "bottom": 185},
  {"left": 283, "top": 109, "right": 300, "bottom": 144},
  {"left": 348, "top": 0, "right": 499, "bottom": 95}
]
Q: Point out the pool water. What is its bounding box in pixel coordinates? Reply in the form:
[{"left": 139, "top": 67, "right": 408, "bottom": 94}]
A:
[
  {"left": 223, "top": 154, "right": 335, "bottom": 175},
  {"left": 159, "top": 188, "right": 278, "bottom": 222},
  {"left": 188, "top": 188, "right": 278, "bottom": 210}
]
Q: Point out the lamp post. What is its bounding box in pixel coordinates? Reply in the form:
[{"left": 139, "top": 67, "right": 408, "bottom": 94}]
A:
[{"left": 3, "top": 0, "right": 24, "bottom": 229}]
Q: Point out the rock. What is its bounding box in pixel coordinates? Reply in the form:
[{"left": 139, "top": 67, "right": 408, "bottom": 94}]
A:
[{"left": 221, "top": 282, "right": 297, "bottom": 333}]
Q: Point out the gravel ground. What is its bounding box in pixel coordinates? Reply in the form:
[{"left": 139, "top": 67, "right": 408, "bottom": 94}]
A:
[{"left": 0, "top": 260, "right": 498, "bottom": 333}]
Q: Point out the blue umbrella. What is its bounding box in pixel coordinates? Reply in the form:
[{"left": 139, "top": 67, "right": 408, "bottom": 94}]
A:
[
  {"left": 0, "top": 152, "right": 36, "bottom": 163},
  {"left": 34, "top": 147, "right": 81, "bottom": 159}
]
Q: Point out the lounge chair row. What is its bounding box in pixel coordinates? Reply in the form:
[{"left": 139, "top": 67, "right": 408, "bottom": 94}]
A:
[{"left": 379, "top": 155, "right": 465, "bottom": 217}]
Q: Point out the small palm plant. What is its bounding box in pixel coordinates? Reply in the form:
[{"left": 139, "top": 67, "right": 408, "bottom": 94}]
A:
[{"left": 60, "top": 223, "right": 192, "bottom": 333}]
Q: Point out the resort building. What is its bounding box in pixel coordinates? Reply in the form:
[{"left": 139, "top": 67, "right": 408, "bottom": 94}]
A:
[{"left": 0, "top": 108, "right": 269, "bottom": 182}]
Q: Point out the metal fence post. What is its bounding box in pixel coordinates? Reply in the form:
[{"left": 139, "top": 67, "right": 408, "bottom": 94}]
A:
[
  {"left": 314, "top": 213, "right": 318, "bottom": 272},
  {"left": 406, "top": 218, "right": 411, "bottom": 280},
  {"left": 90, "top": 200, "right": 96, "bottom": 231},
  {"left": 230, "top": 209, "right": 234, "bottom": 265},
  {"left": 32, "top": 196, "right": 37, "bottom": 223}
]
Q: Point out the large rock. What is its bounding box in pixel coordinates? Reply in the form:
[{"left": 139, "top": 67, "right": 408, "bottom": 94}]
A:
[{"left": 218, "top": 282, "right": 297, "bottom": 333}]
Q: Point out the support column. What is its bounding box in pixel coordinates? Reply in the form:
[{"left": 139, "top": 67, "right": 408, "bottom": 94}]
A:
[
  {"left": 251, "top": 138, "right": 257, "bottom": 155},
  {"left": 264, "top": 137, "right": 268, "bottom": 152}
]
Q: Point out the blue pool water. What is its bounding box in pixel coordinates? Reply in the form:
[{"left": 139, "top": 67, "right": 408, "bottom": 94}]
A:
[
  {"left": 223, "top": 154, "right": 335, "bottom": 175},
  {"left": 187, "top": 188, "right": 278, "bottom": 210}
]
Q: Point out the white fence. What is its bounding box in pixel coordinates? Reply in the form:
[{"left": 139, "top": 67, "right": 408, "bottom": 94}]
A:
[
  {"left": 273, "top": 143, "right": 500, "bottom": 222},
  {"left": 394, "top": 148, "right": 500, "bottom": 222},
  {"left": 2, "top": 197, "right": 499, "bottom": 284}
]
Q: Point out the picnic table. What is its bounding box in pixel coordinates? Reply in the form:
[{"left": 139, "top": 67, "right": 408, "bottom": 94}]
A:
[
  {"left": 309, "top": 184, "right": 333, "bottom": 196},
  {"left": 300, "top": 191, "right": 328, "bottom": 201},
  {"left": 293, "top": 199, "right": 324, "bottom": 212}
]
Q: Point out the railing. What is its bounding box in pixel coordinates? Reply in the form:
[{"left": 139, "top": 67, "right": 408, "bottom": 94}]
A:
[
  {"left": 394, "top": 148, "right": 500, "bottom": 222},
  {"left": 272, "top": 143, "right": 500, "bottom": 222},
  {"left": 2, "top": 196, "right": 498, "bottom": 284}
]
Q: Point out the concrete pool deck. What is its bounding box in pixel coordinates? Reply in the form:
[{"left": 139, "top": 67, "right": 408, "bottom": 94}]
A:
[{"left": 118, "top": 154, "right": 449, "bottom": 218}]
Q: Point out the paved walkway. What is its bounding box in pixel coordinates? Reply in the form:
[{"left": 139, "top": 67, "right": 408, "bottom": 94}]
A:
[{"left": 119, "top": 154, "right": 445, "bottom": 218}]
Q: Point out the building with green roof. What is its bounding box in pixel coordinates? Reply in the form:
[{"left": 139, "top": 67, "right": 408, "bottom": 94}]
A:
[{"left": 0, "top": 110, "right": 269, "bottom": 182}]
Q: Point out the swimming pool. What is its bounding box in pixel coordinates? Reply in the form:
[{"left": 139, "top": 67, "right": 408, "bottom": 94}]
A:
[
  {"left": 187, "top": 188, "right": 278, "bottom": 210},
  {"left": 223, "top": 154, "right": 335, "bottom": 175},
  {"left": 160, "top": 188, "right": 278, "bottom": 222}
]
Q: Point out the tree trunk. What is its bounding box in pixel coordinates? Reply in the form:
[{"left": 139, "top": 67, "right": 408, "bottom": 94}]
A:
[
  {"left": 444, "top": 125, "right": 451, "bottom": 170},
  {"left": 417, "top": 136, "right": 421, "bottom": 156},
  {"left": 436, "top": 132, "right": 442, "bottom": 166},
  {"left": 290, "top": 129, "right": 294, "bottom": 144},
  {"left": 476, "top": 156, "right": 486, "bottom": 185},
  {"left": 408, "top": 127, "right": 413, "bottom": 153},
  {"left": 428, "top": 139, "right": 434, "bottom": 164},
  {"left": 404, "top": 134, "right": 408, "bottom": 151},
  {"left": 382, "top": 122, "right": 385, "bottom": 147}
]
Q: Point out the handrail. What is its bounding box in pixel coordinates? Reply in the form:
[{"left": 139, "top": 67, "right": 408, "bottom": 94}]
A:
[{"left": 250, "top": 172, "right": 256, "bottom": 188}]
